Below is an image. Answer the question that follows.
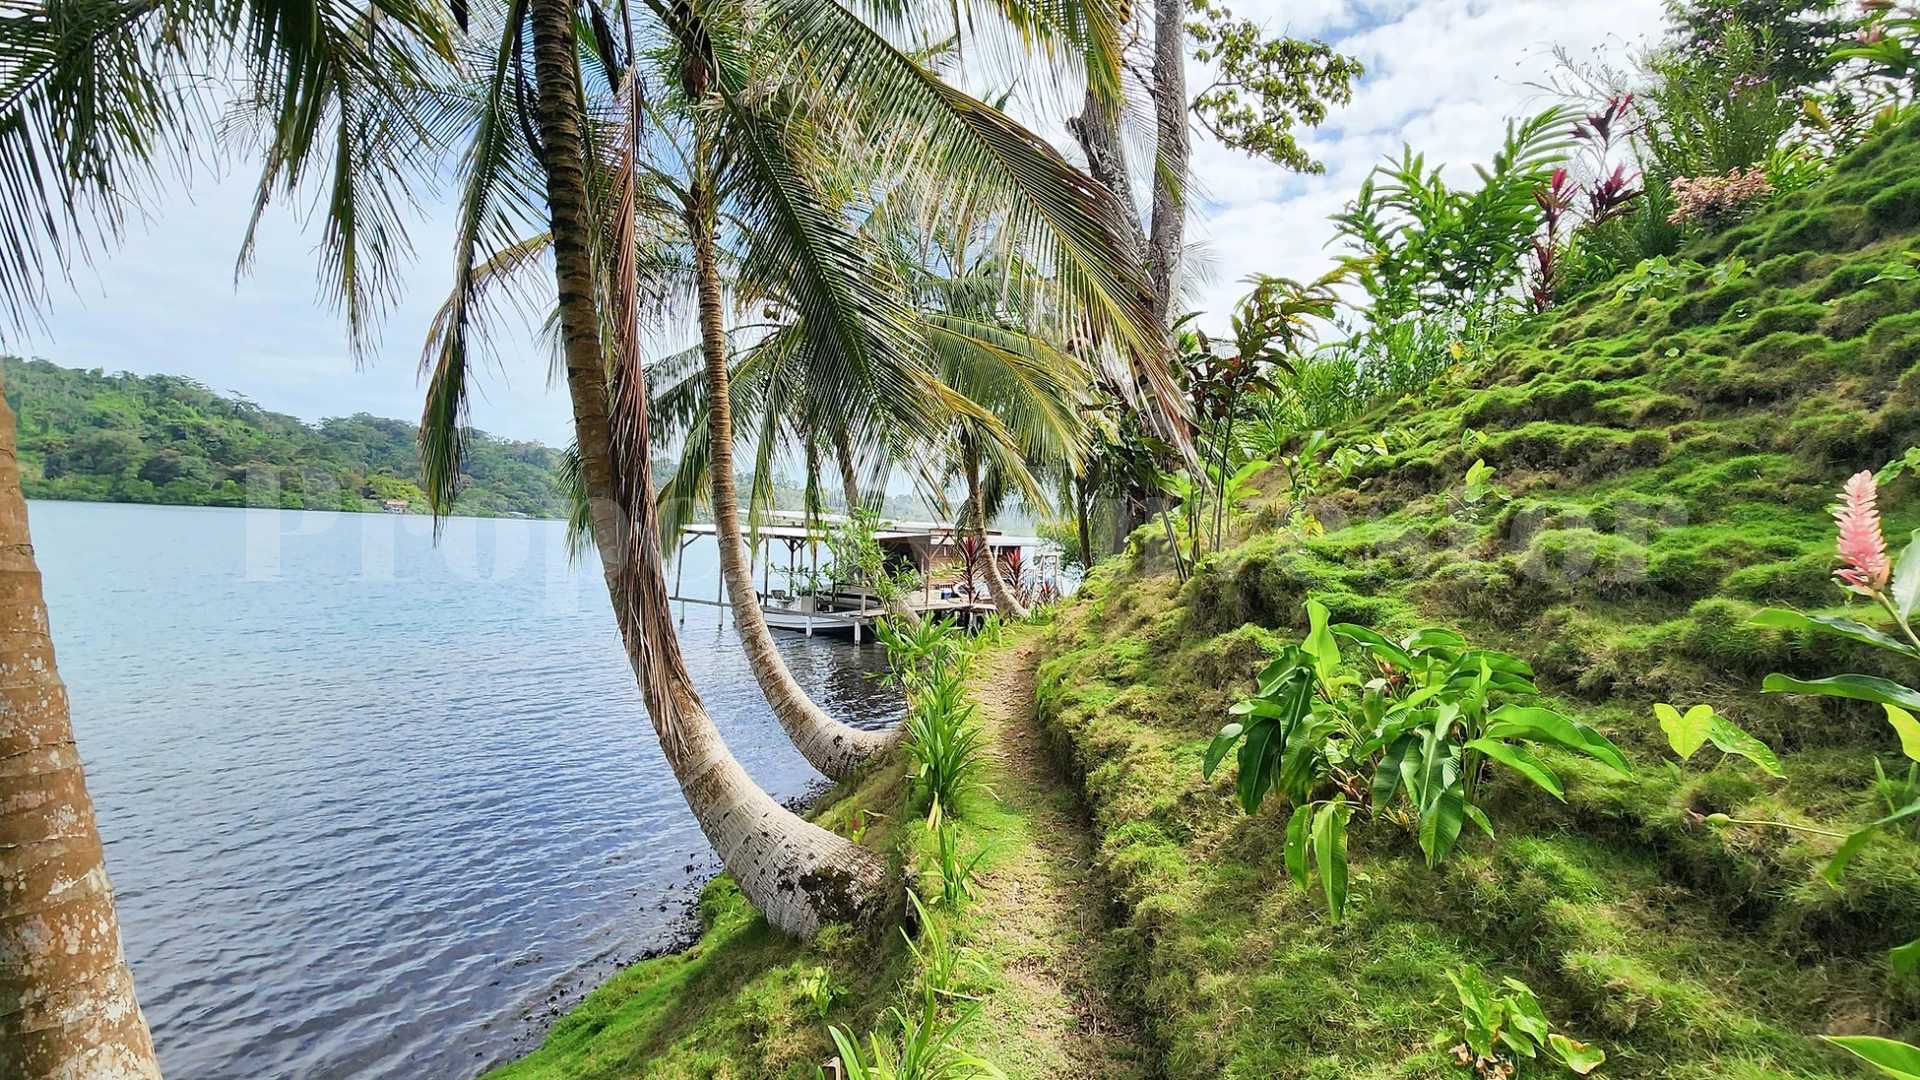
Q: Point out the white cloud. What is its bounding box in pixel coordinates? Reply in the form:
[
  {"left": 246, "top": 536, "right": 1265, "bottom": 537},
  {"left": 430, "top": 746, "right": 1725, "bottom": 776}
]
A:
[
  {"left": 25, "top": 0, "right": 1670, "bottom": 444},
  {"left": 1172, "top": 0, "right": 1668, "bottom": 323}
]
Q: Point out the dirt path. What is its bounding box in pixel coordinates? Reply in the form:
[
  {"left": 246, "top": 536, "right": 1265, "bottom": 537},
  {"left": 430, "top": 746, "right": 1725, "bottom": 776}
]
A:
[{"left": 963, "top": 637, "right": 1152, "bottom": 1080}]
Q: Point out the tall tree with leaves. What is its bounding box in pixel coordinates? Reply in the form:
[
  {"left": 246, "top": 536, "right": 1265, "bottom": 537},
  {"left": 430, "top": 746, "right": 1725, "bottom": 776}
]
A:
[
  {"left": 1070, "top": 0, "right": 1360, "bottom": 330},
  {"left": 0, "top": 0, "right": 453, "bottom": 1067},
  {"left": 422, "top": 0, "right": 1159, "bottom": 929}
]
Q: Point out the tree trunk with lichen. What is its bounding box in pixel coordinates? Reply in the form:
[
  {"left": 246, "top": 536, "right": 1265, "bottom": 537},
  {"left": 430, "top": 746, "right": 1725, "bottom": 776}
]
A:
[
  {"left": 689, "top": 178, "right": 896, "bottom": 780},
  {"left": 1146, "top": 0, "right": 1187, "bottom": 329},
  {"left": 527, "top": 0, "right": 884, "bottom": 935},
  {"left": 0, "top": 373, "right": 164, "bottom": 1080}
]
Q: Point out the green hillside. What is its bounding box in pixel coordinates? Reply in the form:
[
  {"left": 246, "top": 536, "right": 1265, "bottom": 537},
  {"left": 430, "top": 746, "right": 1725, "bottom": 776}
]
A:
[
  {"left": 1031, "top": 119, "right": 1920, "bottom": 1077},
  {"left": 0, "top": 357, "right": 567, "bottom": 517}
]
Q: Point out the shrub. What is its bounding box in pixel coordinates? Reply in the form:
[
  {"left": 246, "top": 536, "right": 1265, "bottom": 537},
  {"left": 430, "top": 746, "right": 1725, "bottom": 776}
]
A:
[{"left": 1670, "top": 169, "right": 1774, "bottom": 230}]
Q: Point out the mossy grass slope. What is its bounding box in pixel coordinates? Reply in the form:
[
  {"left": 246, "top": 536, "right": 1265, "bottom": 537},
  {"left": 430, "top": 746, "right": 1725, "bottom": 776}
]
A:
[{"left": 1034, "top": 121, "right": 1920, "bottom": 1079}]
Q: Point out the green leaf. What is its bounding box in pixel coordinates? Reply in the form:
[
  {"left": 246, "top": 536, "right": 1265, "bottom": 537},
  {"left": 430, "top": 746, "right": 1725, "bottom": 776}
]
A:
[
  {"left": 1706, "top": 714, "right": 1784, "bottom": 777},
  {"left": 1762, "top": 673, "right": 1920, "bottom": 711},
  {"left": 1825, "top": 799, "right": 1920, "bottom": 883},
  {"left": 1463, "top": 802, "right": 1495, "bottom": 838},
  {"left": 1417, "top": 760, "right": 1467, "bottom": 869},
  {"left": 1751, "top": 608, "right": 1920, "bottom": 658},
  {"left": 1466, "top": 738, "right": 1565, "bottom": 800},
  {"left": 1891, "top": 938, "right": 1920, "bottom": 979},
  {"left": 1895, "top": 531, "right": 1920, "bottom": 622},
  {"left": 1888, "top": 704, "right": 1920, "bottom": 763},
  {"left": 1255, "top": 651, "right": 1303, "bottom": 691},
  {"left": 1502, "top": 979, "right": 1550, "bottom": 1044},
  {"left": 1549, "top": 1033, "right": 1607, "bottom": 1075},
  {"left": 1331, "top": 623, "right": 1413, "bottom": 669},
  {"left": 1655, "top": 702, "right": 1712, "bottom": 761},
  {"left": 1484, "top": 705, "right": 1633, "bottom": 778},
  {"left": 1236, "top": 717, "right": 1281, "bottom": 815},
  {"left": 1822, "top": 1035, "right": 1920, "bottom": 1080},
  {"left": 1302, "top": 600, "right": 1341, "bottom": 686},
  {"left": 1406, "top": 627, "right": 1468, "bottom": 652},
  {"left": 1373, "top": 733, "right": 1413, "bottom": 806},
  {"left": 1312, "top": 797, "right": 1350, "bottom": 923},
  {"left": 1285, "top": 803, "right": 1312, "bottom": 891},
  {"left": 1203, "top": 723, "right": 1245, "bottom": 779}
]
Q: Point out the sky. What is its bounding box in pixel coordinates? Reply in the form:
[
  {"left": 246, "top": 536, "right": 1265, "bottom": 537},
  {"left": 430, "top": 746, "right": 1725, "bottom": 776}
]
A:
[{"left": 26, "top": 0, "right": 1671, "bottom": 448}]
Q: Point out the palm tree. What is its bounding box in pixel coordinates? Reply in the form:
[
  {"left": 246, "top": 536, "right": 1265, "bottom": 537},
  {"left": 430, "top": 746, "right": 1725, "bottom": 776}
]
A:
[
  {"left": 428, "top": 0, "right": 1159, "bottom": 805},
  {"left": 0, "top": 0, "right": 453, "bottom": 1066},
  {"left": 446, "top": 0, "right": 886, "bottom": 936},
  {"left": 0, "top": 373, "right": 163, "bottom": 1078}
]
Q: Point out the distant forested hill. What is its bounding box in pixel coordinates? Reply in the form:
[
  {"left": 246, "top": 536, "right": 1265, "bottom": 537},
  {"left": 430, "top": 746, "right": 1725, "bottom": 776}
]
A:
[{"left": 0, "top": 357, "right": 566, "bottom": 517}]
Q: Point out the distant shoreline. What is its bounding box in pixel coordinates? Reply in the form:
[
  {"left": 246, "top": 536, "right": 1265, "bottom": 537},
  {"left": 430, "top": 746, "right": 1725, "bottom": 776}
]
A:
[{"left": 21, "top": 492, "right": 563, "bottom": 522}]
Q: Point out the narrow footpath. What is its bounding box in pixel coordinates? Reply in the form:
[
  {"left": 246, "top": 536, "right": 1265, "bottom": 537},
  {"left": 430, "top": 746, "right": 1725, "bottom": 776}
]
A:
[{"left": 959, "top": 635, "right": 1152, "bottom": 1080}]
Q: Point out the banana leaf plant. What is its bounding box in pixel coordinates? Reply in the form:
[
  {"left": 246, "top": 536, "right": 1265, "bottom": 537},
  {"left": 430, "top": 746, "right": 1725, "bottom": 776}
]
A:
[{"left": 1203, "top": 600, "right": 1632, "bottom": 922}]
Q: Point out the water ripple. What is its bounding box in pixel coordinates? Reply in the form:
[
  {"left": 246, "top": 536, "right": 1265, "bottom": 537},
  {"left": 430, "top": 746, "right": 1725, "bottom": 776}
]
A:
[{"left": 34, "top": 501, "right": 899, "bottom": 1080}]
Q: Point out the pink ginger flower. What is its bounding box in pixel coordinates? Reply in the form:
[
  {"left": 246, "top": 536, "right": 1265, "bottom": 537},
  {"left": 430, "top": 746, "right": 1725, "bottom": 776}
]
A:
[{"left": 1835, "top": 470, "right": 1891, "bottom": 591}]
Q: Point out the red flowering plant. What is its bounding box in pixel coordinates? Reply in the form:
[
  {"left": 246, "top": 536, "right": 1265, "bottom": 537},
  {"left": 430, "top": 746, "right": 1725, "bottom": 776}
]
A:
[
  {"left": 1747, "top": 468, "right": 1920, "bottom": 880},
  {"left": 1528, "top": 97, "right": 1643, "bottom": 311}
]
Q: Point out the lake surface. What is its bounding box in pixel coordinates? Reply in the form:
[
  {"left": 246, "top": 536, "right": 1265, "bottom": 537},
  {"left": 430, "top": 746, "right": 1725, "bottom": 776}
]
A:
[{"left": 30, "top": 500, "right": 901, "bottom": 1080}]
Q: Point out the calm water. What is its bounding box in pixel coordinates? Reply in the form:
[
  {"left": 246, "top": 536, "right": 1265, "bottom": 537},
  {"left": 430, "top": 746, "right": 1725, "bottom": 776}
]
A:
[{"left": 30, "top": 500, "right": 900, "bottom": 1080}]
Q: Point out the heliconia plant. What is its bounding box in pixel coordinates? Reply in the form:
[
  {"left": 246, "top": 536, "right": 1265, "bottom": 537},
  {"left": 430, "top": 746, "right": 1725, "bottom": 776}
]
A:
[
  {"left": 1749, "top": 469, "right": 1920, "bottom": 880},
  {"left": 1204, "top": 600, "right": 1632, "bottom": 922}
]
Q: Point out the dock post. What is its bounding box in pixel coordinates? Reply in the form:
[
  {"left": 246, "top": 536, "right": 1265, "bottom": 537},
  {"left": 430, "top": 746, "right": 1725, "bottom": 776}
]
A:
[{"left": 673, "top": 553, "right": 685, "bottom": 622}]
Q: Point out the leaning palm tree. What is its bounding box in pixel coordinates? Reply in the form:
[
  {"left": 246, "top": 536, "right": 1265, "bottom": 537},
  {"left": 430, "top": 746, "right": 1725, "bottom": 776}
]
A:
[
  {"left": 420, "top": 0, "right": 1157, "bottom": 931},
  {"left": 427, "top": 0, "right": 1159, "bottom": 802},
  {"left": 0, "top": 0, "right": 452, "bottom": 1067},
  {"left": 0, "top": 374, "right": 163, "bottom": 1078}
]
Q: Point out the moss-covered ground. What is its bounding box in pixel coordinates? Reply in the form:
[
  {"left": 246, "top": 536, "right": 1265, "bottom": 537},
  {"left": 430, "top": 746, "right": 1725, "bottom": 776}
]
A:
[{"left": 1025, "top": 121, "right": 1920, "bottom": 1079}]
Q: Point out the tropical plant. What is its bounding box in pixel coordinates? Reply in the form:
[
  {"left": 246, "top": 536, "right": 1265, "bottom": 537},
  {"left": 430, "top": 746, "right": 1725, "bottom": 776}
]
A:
[
  {"left": 1174, "top": 271, "right": 1342, "bottom": 559},
  {"left": 1668, "top": 167, "right": 1775, "bottom": 229},
  {"left": 925, "top": 804, "right": 987, "bottom": 908},
  {"left": 824, "top": 998, "right": 1006, "bottom": 1080},
  {"left": 1639, "top": 18, "right": 1803, "bottom": 182},
  {"left": 1457, "top": 458, "right": 1504, "bottom": 522},
  {"left": 1747, "top": 469, "right": 1920, "bottom": 879},
  {"left": 800, "top": 965, "right": 845, "bottom": 1018},
  {"left": 1332, "top": 109, "right": 1572, "bottom": 330},
  {"left": 877, "top": 615, "right": 968, "bottom": 689},
  {"left": 1446, "top": 967, "right": 1606, "bottom": 1078},
  {"left": 1203, "top": 601, "right": 1632, "bottom": 921},
  {"left": 903, "top": 665, "right": 988, "bottom": 820},
  {"left": 903, "top": 891, "right": 987, "bottom": 998},
  {"left": 829, "top": 510, "right": 923, "bottom": 629},
  {"left": 1652, "top": 702, "right": 1783, "bottom": 776}
]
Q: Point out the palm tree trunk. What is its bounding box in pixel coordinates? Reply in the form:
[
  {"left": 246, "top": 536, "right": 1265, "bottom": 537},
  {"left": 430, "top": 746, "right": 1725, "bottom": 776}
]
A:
[
  {"left": 1074, "top": 475, "right": 1094, "bottom": 571},
  {"left": 688, "top": 178, "right": 895, "bottom": 782},
  {"left": 0, "top": 376, "right": 164, "bottom": 1079},
  {"left": 963, "top": 443, "right": 1028, "bottom": 620},
  {"left": 527, "top": 0, "right": 883, "bottom": 936},
  {"left": 830, "top": 421, "right": 863, "bottom": 515},
  {"left": 1146, "top": 0, "right": 1188, "bottom": 329},
  {"left": 1067, "top": 85, "right": 1145, "bottom": 261}
]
